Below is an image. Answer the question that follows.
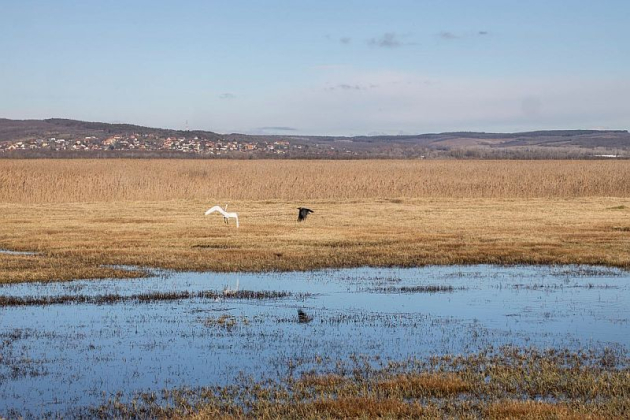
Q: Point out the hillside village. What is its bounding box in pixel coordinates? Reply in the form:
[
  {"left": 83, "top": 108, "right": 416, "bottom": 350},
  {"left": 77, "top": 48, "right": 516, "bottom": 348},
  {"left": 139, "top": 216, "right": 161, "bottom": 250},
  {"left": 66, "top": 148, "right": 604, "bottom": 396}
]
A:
[
  {"left": 1, "top": 119, "right": 628, "bottom": 159},
  {"left": 0, "top": 133, "right": 355, "bottom": 157}
]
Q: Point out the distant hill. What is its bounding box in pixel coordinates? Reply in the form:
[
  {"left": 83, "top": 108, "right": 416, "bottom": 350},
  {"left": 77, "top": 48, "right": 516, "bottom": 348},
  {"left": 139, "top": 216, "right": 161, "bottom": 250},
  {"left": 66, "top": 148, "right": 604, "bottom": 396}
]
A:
[
  {"left": 0, "top": 118, "right": 223, "bottom": 142},
  {"left": 1, "top": 118, "right": 628, "bottom": 159}
]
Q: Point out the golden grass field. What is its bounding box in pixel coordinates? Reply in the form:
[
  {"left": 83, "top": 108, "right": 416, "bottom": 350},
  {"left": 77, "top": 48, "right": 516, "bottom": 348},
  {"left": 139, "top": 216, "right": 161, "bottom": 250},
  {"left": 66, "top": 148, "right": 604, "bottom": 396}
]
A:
[{"left": 1, "top": 159, "right": 629, "bottom": 283}]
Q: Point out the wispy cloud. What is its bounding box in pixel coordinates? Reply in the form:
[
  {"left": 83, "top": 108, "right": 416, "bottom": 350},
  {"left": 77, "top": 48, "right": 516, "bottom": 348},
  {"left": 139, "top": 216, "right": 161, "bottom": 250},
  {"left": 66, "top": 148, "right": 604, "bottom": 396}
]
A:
[
  {"left": 325, "top": 83, "right": 378, "bottom": 92},
  {"left": 367, "top": 32, "right": 403, "bottom": 48},
  {"left": 438, "top": 31, "right": 459, "bottom": 40},
  {"left": 439, "top": 30, "right": 490, "bottom": 40},
  {"left": 259, "top": 126, "right": 297, "bottom": 132},
  {"left": 340, "top": 37, "right": 352, "bottom": 44},
  {"left": 327, "top": 84, "right": 362, "bottom": 91}
]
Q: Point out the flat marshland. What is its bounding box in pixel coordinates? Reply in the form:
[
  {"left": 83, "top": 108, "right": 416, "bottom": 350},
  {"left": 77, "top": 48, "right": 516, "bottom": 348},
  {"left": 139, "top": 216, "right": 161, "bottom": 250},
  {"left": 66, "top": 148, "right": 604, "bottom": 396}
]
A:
[
  {"left": 0, "top": 159, "right": 629, "bottom": 283},
  {"left": 1, "top": 159, "right": 630, "bottom": 418},
  {"left": 3, "top": 265, "right": 630, "bottom": 418}
]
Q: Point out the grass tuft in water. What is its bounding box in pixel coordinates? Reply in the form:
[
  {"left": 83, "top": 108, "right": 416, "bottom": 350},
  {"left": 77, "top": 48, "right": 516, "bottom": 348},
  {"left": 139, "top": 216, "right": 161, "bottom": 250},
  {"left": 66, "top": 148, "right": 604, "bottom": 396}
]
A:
[{"left": 0, "top": 289, "right": 304, "bottom": 307}]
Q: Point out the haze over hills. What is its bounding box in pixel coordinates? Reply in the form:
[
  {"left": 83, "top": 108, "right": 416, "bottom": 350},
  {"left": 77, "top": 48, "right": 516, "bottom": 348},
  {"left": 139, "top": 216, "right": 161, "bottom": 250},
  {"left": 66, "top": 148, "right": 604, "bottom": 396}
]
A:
[{"left": 1, "top": 118, "right": 628, "bottom": 159}]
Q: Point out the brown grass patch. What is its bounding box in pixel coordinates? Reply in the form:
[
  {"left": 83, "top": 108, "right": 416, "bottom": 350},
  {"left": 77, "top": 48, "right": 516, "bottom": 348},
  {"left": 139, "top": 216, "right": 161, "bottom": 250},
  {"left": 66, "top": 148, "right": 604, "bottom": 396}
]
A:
[
  {"left": 376, "top": 373, "right": 471, "bottom": 397},
  {"left": 305, "top": 397, "right": 424, "bottom": 418},
  {"left": 298, "top": 374, "right": 346, "bottom": 390},
  {"left": 486, "top": 400, "right": 606, "bottom": 420},
  {"left": 1, "top": 160, "right": 629, "bottom": 282}
]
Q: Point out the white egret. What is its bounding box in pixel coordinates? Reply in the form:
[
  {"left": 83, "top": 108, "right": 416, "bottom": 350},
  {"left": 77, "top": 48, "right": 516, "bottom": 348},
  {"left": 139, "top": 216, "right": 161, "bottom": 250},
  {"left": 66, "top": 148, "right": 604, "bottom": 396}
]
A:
[{"left": 205, "top": 205, "right": 239, "bottom": 228}]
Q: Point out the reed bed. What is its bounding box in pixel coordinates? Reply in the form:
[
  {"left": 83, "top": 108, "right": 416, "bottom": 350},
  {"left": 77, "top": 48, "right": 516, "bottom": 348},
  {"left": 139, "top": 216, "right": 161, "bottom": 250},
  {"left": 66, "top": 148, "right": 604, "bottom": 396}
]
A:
[{"left": 1, "top": 159, "right": 629, "bottom": 203}]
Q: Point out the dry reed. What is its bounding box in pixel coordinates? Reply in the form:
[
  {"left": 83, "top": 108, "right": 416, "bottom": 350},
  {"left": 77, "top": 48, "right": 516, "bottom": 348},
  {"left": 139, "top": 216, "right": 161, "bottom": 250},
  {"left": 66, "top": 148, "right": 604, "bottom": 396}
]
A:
[{"left": 1, "top": 159, "right": 629, "bottom": 203}]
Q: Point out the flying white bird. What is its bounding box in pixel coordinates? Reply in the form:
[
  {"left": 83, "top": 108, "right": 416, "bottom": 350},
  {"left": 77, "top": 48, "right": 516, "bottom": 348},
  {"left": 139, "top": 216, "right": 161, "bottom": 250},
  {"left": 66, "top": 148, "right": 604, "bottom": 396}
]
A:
[
  {"left": 205, "top": 205, "right": 239, "bottom": 228},
  {"left": 222, "top": 203, "right": 230, "bottom": 224}
]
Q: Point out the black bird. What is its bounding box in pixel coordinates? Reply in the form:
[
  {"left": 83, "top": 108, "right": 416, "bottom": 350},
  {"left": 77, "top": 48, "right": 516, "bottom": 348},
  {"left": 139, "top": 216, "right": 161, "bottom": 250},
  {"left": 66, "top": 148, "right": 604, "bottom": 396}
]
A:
[{"left": 297, "top": 207, "right": 314, "bottom": 222}]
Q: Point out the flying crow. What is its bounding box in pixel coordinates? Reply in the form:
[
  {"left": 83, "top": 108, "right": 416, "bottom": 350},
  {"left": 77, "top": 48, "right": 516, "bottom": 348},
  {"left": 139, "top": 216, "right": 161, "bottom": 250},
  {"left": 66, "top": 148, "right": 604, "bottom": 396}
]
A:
[{"left": 297, "top": 207, "right": 314, "bottom": 222}]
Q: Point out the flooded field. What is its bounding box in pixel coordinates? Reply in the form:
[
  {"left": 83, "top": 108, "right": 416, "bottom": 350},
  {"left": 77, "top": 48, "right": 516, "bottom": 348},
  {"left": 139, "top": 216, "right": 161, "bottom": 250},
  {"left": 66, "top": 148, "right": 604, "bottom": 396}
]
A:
[
  {"left": 1, "top": 264, "right": 629, "bottom": 417},
  {"left": 0, "top": 249, "right": 38, "bottom": 256}
]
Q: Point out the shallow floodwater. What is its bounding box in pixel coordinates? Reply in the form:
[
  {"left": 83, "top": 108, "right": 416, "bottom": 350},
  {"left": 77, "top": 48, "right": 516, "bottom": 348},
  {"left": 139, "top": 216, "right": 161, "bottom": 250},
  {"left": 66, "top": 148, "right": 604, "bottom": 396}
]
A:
[
  {"left": 0, "top": 249, "right": 38, "bottom": 256},
  {"left": 0, "top": 265, "right": 629, "bottom": 417}
]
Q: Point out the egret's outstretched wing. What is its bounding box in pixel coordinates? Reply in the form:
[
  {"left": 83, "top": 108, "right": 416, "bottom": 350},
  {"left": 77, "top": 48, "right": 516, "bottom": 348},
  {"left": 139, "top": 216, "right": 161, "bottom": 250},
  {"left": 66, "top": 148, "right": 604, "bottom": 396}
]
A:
[
  {"left": 206, "top": 205, "right": 239, "bottom": 228},
  {"left": 205, "top": 206, "right": 227, "bottom": 216}
]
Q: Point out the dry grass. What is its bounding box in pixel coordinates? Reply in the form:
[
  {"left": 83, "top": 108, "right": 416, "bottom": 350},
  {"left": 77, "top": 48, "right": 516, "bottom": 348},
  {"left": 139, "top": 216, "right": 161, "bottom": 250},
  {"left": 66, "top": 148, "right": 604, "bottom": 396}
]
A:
[
  {"left": 485, "top": 400, "right": 606, "bottom": 420},
  {"left": 91, "top": 347, "right": 630, "bottom": 419},
  {"left": 375, "top": 372, "right": 471, "bottom": 397},
  {"left": 1, "top": 160, "right": 629, "bottom": 283}
]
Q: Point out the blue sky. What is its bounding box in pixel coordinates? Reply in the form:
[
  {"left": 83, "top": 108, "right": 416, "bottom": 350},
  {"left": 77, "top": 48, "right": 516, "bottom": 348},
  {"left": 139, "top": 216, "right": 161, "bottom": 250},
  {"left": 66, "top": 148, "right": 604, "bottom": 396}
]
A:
[{"left": 1, "top": 0, "right": 629, "bottom": 135}]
